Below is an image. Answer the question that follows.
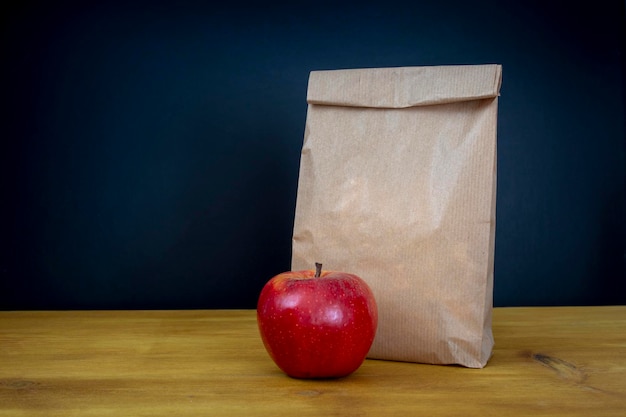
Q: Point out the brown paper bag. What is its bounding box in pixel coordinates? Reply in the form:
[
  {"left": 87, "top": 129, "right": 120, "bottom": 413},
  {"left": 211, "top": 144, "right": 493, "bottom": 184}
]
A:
[{"left": 291, "top": 65, "right": 502, "bottom": 368}]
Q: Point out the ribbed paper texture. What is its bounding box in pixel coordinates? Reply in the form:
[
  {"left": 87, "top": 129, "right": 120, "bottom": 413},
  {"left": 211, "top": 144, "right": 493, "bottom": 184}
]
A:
[{"left": 291, "top": 65, "right": 501, "bottom": 368}]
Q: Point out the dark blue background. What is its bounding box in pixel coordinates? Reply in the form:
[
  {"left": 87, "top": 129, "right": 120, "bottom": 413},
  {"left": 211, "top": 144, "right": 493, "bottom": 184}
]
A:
[{"left": 1, "top": 0, "right": 625, "bottom": 309}]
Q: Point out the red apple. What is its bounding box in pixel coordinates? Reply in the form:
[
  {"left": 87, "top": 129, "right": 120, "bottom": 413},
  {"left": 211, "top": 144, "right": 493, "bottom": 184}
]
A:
[{"left": 257, "top": 263, "right": 378, "bottom": 379}]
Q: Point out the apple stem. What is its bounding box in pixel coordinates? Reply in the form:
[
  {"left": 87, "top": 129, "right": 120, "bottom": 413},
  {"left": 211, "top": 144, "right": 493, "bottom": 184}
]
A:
[{"left": 315, "top": 263, "right": 322, "bottom": 278}]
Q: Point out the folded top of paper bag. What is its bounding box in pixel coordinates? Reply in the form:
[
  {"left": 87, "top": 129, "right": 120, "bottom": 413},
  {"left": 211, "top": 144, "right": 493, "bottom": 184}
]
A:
[{"left": 307, "top": 64, "right": 502, "bottom": 108}]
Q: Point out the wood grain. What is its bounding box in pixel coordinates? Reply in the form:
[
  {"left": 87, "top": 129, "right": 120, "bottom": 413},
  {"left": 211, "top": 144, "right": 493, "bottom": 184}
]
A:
[{"left": 1, "top": 307, "right": 625, "bottom": 416}]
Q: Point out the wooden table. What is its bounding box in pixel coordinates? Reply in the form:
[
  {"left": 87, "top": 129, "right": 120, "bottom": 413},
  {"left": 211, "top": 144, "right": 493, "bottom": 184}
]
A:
[{"left": 1, "top": 307, "right": 625, "bottom": 416}]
